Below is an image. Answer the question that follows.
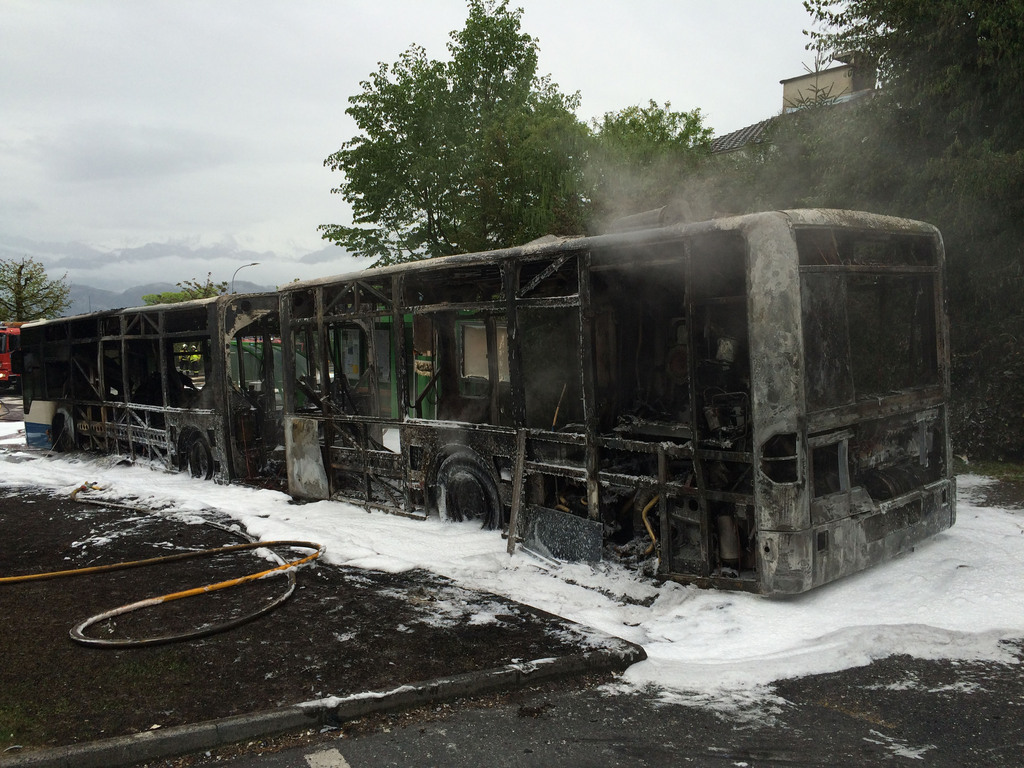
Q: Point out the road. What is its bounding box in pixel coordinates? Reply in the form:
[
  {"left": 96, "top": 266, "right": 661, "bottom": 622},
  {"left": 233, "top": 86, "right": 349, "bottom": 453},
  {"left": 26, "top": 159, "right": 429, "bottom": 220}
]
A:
[
  {"left": 0, "top": 392, "right": 23, "bottom": 422},
  {"left": 159, "top": 640, "right": 1023, "bottom": 768}
]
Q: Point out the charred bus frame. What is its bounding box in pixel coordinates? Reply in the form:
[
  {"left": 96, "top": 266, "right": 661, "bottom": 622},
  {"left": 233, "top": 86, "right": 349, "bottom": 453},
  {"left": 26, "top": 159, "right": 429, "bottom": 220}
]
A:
[
  {"left": 19, "top": 293, "right": 284, "bottom": 482},
  {"left": 15, "top": 209, "right": 955, "bottom": 595},
  {"left": 278, "top": 209, "right": 955, "bottom": 595}
]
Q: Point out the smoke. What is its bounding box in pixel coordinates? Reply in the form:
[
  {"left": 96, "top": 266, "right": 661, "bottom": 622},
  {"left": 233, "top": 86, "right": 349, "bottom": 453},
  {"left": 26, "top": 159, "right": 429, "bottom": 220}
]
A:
[{"left": 585, "top": 147, "right": 762, "bottom": 235}]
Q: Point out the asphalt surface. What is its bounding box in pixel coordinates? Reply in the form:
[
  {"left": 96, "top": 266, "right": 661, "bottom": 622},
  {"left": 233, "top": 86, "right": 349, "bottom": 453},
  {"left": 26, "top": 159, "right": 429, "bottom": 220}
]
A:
[
  {"left": 0, "top": 392, "right": 23, "bottom": 423},
  {"left": 187, "top": 650, "right": 1024, "bottom": 768}
]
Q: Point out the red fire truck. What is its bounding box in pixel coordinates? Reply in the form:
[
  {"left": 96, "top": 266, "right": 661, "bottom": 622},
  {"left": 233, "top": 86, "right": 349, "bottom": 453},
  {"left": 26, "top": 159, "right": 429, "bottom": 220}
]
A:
[{"left": 0, "top": 323, "right": 22, "bottom": 392}]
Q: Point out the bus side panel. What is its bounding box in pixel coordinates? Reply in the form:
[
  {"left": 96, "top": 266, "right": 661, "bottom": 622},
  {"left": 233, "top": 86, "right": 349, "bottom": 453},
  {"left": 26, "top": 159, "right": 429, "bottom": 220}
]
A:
[
  {"left": 285, "top": 415, "right": 329, "bottom": 499},
  {"left": 24, "top": 399, "right": 55, "bottom": 449}
]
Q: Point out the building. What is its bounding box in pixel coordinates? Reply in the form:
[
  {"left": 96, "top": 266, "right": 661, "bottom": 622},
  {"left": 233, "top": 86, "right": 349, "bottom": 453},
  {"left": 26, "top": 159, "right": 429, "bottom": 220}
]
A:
[{"left": 711, "top": 55, "right": 875, "bottom": 155}]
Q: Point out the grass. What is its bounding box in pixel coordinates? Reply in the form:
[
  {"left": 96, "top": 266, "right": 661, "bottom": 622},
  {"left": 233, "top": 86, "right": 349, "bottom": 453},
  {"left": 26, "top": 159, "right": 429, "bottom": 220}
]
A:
[
  {"left": 0, "top": 644, "right": 199, "bottom": 751},
  {"left": 0, "top": 704, "right": 32, "bottom": 750},
  {"left": 954, "top": 458, "right": 1024, "bottom": 482}
]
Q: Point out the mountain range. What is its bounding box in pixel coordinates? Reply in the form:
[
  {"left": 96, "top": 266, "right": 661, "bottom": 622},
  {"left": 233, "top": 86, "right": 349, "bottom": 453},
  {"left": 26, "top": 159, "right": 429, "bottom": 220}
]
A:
[
  {"left": 66, "top": 280, "right": 271, "bottom": 317},
  {"left": 1, "top": 232, "right": 364, "bottom": 319}
]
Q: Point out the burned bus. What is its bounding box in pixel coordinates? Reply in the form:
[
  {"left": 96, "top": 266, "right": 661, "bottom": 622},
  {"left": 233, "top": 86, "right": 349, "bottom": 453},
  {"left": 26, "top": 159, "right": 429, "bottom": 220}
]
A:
[
  {"left": 19, "top": 293, "right": 284, "bottom": 482},
  {"left": 278, "top": 209, "right": 955, "bottom": 594}
]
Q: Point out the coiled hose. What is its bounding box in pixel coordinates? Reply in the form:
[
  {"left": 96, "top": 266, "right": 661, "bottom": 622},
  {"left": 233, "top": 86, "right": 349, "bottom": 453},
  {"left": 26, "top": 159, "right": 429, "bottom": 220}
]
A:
[{"left": 0, "top": 483, "right": 325, "bottom": 648}]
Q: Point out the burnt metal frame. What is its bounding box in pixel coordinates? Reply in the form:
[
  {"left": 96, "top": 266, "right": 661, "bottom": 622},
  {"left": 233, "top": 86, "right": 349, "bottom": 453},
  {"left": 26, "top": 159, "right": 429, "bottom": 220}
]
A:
[
  {"left": 278, "top": 211, "right": 956, "bottom": 593},
  {"left": 279, "top": 235, "right": 743, "bottom": 575},
  {"left": 272, "top": 211, "right": 955, "bottom": 594},
  {"left": 20, "top": 294, "right": 281, "bottom": 482}
]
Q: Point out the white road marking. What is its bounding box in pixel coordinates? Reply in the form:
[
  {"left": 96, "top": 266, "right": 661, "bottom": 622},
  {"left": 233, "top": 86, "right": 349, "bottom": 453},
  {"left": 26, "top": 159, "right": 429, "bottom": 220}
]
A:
[{"left": 305, "top": 747, "right": 353, "bottom": 768}]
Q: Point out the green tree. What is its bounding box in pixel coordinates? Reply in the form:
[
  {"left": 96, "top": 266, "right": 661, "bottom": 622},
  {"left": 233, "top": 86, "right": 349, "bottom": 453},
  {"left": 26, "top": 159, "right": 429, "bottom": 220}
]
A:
[
  {"left": 142, "top": 273, "right": 228, "bottom": 305},
  {"left": 141, "top": 290, "right": 190, "bottom": 305},
  {"left": 320, "top": 0, "right": 589, "bottom": 266},
  {"left": 589, "top": 100, "right": 712, "bottom": 224},
  {"left": 0, "top": 257, "right": 71, "bottom": 321},
  {"left": 805, "top": 0, "right": 1024, "bottom": 153}
]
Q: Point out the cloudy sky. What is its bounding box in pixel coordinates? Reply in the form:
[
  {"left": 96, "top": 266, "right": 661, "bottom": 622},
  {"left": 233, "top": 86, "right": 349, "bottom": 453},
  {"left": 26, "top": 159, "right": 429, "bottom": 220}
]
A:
[{"left": 1, "top": 0, "right": 816, "bottom": 291}]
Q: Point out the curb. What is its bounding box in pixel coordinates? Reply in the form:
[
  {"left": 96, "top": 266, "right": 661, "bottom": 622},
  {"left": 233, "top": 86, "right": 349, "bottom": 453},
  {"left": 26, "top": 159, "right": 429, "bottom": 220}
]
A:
[{"left": 0, "top": 643, "right": 645, "bottom": 768}]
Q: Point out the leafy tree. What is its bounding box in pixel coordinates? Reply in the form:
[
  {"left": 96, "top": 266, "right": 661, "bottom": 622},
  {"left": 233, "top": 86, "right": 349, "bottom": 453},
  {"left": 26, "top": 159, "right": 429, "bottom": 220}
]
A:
[
  {"left": 589, "top": 100, "right": 712, "bottom": 224},
  {"left": 0, "top": 257, "right": 71, "bottom": 321},
  {"left": 178, "top": 273, "right": 229, "bottom": 298},
  {"left": 142, "top": 273, "right": 228, "bottom": 305},
  {"left": 320, "top": 0, "right": 589, "bottom": 266},
  {"left": 805, "top": 0, "right": 1024, "bottom": 153},
  {"left": 141, "top": 290, "right": 190, "bottom": 305}
]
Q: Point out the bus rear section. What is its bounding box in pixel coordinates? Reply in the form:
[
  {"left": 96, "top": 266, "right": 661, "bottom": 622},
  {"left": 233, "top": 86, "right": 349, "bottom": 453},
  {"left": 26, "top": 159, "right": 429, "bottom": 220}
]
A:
[
  {"left": 749, "top": 211, "right": 955, "bottom": 593},
  {"left": 576, "top": 210, "right": 954, "bottom": 593}
]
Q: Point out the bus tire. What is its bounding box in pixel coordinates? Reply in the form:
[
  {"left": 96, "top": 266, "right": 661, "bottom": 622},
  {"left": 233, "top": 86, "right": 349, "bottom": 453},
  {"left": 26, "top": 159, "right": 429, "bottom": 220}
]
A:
[
  {"left": 187, "top": 436, "right": 214, "bottom": 480},
  {"left": 435, "top": 451, "right": 502, "bottom": 530}
]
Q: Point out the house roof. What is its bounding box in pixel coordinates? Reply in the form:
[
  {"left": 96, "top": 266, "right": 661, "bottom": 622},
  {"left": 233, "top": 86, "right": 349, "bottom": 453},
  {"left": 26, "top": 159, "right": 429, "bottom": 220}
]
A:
[{"left": 710, "top": 118, "right": 774, "bottom": 154}]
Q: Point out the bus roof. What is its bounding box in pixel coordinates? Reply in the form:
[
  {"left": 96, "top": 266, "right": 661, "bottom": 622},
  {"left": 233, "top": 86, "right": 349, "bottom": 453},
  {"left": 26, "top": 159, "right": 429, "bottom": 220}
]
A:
[
  {"left": 281, "top": 208, "right": 940, "bottom": 293},
  {"left": 19, "top": 292, "right": 270, "bottom": 331}
]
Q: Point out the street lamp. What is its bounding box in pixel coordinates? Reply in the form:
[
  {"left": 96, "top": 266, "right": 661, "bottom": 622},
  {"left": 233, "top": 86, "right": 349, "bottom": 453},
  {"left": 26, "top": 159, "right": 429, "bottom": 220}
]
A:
[{"left": 230, "top": 262, "right": 260, "bottom": 294}]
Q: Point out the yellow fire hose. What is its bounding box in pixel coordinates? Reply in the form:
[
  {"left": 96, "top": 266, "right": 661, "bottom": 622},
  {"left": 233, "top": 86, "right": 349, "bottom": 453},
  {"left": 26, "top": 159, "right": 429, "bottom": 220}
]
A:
[
  {"left": 641, "top": 495, "right": 660, "bottom": 556},
  {"left": 1, "top": 484, "right": 325, "bottom": 648}
]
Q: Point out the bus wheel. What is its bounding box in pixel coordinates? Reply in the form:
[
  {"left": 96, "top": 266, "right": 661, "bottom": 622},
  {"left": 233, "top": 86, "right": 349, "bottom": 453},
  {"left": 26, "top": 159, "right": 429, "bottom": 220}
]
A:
[
  {"left": 187, "top": 436, "right": 214, "bottom": 480},
  {"left": 435, "top": 451, "right": 502, "bottom": 530}
]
